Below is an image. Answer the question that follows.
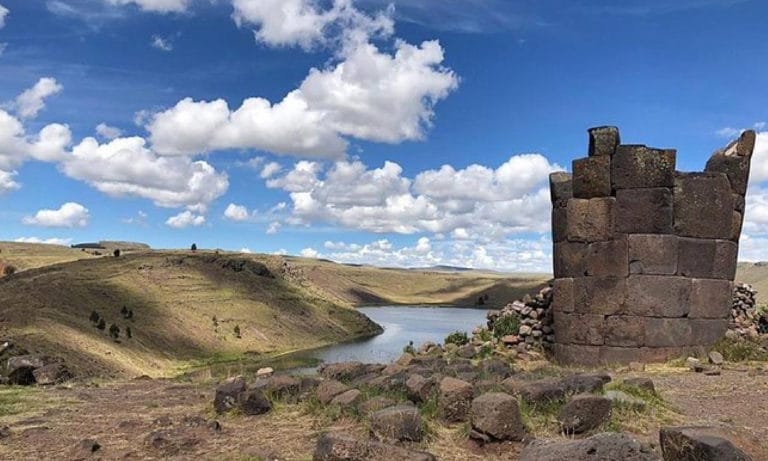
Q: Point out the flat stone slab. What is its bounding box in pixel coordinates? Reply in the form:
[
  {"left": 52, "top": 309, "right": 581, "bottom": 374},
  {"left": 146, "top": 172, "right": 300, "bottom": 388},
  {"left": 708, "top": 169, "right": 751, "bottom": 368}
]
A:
[{"left": 660, "top": 426, "right": 752, "bottom": 461}]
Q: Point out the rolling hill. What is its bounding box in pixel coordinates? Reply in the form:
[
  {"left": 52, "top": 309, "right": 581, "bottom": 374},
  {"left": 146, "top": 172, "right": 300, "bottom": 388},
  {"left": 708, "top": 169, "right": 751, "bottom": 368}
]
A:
[{"left": 0, "top": 243, "right": 549, "bottom": 379}]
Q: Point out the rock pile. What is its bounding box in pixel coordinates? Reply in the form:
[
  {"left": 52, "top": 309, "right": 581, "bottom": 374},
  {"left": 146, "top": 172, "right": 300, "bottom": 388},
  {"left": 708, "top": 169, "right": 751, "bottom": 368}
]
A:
[
  {"left": 729, "top": 283, "right": 766, "bottom": 337},
  {"left": 486, "top": 286, "right": 554, "bottom": 351}
]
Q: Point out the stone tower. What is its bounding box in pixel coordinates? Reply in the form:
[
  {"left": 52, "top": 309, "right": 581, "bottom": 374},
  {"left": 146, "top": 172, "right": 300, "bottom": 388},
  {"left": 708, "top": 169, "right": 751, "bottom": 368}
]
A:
[{"left": 549, "top": 126, "right": 756, "bottom": 365}]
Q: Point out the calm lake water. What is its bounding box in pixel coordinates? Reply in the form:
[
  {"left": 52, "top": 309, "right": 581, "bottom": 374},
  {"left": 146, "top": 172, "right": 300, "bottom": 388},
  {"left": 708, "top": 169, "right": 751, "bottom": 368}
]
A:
[{"left": 198, "top": 306, "right": 488, "bottom": 378}]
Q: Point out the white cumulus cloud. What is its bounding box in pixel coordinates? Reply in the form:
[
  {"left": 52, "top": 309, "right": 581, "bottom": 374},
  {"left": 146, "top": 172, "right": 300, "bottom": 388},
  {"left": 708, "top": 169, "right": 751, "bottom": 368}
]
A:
[
  {"left": 95, "top": 123, "right": 122, "bottom": 140},
  {"left": 0, "top": 4, "right": 8, "bottom": 29},
  {"left": 260, "top": 161, "right": 282, "bottom": 179},
  {"left": 166, "top": 210, "right": 205, "bottom": 228},
  {"left": 151, "top": 35, "right": 173, "bottom": 51},
  {"left": 14, "top": 77, "right": 63, "bottom": 120},
  {"left": 23, "top": 202, "right": 90, "bottom": 228},
  {"left": 105, "top": 0, "right": 190, "bottom": 13},
  {"left": 223, "top": 203, "right": 251, "bottom": 221},
  {"left": 0, "top": 169, "right": 19, "bottom": 194},
  {"left": 300, "top": 247, "right": 319, "bottom": 258},
  {"left": 14, "top": 236, "right": 72, "bottom": 246}
]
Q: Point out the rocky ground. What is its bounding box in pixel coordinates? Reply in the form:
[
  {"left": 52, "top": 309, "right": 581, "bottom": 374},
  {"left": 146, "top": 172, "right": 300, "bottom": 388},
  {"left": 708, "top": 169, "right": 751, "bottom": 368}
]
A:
[{"left": 1, "top": 353, "right": 766, "bottom": 460}]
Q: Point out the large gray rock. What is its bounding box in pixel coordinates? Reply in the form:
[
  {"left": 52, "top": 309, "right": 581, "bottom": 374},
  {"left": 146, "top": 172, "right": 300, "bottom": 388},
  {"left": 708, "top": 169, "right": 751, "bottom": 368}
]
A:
[
  {"left": 237, "top": 388, "right": 272, "bottom": 415},
  {"left": 32, "top": 363, "right": 73, "bottom": 385},
  {"left": 330, "top": 389, "right": 363, "bottom": 408},
  {"left": 438, "top": 377, "right": 473, "bottom": 422},
  {"left": 588, "top": 126, "right": 620, "bottom": 157},
  {"left": 470, "top": 392, "right": 526, "bottom": 441},
  {"left": 612, "top": 145, "right": 676, "bottom": 190},
  {"left": 660, "top": 426, "right": 752, "bottom": 461},
  {"left": 520, "top": 432, "right": 661, "bottom": 461},
  {"left": 313, "top": 433, "right": 436, "bottom": 461},
  {"left": 558, "top": 394, "right": 612, "bottom": 434},
  {"left": 369, "top": 405, "right": 423, "bottom": 442},
  {"left": 6, "top": 355, "right": 60, "bottom": 385},
  {"left": 673, "top": 172, "right": 733, "bottom": 239},
  {"left": 566, "top": 198, "right": 616, "bottom": 243},
  {"left": 405, "top": 374, "right": 435, "bottom": 403},
  {"left": 319, "top": 362, "right": 383, "bottom": 382},
  {"left": 263, "top": 375, "right": 302, "bottom": 402},
  {"left": 213, "top": 377, "right": 247, "bottom": 414},
  {"left": 316, "top": 380, "right": 350, "bottom": 405},
  {"left": 573, "top": 156, "right": 611, "bottom": 199}
]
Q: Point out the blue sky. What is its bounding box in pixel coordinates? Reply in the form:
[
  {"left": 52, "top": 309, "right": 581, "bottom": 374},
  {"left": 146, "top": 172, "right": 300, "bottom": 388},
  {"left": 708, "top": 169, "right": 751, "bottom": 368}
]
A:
[{"left": 1, "top": 0, "right": 767, "bottom": 272}]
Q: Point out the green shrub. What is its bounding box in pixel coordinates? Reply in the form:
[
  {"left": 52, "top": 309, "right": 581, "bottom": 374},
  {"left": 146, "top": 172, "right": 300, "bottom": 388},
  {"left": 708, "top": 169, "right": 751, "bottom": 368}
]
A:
[
  {"left": 444, "top": 330, "right": 469, "bottom": 346},
  {"left": 403, "top": 340, "right": 415, "bottom": 355},
  {"left": 711, "top": 336, "right": 768, "bottom": 362},
  {"left": 493, "top": 313, "right": 521, "bottom": 338}
]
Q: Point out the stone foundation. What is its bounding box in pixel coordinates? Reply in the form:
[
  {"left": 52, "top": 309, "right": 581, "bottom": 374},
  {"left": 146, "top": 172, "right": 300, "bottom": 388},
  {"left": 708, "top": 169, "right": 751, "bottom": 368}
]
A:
[{"left": 550, "top": 127, "right": 756, "bottom": 365}]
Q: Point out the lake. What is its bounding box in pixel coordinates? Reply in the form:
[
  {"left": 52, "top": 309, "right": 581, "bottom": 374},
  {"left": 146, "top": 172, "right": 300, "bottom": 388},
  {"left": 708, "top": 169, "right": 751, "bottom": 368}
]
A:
[{"left": 197, "top": 306, "right": 488, "bottom": 378}]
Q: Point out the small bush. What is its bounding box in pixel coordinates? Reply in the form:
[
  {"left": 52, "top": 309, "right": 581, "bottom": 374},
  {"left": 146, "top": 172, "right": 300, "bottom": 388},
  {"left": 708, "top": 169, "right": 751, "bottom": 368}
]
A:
[
  {"left": 233, "top": 324, "right": 241, "bottom": 338},
  {"left": 113, "top": 249, "right": 121, "bottom": 257},
  {"left": 109, "top": 323, "right": 120, "bottom": 340},
  {"left": 711, "top": 336, "right": 768, "bottom": 362},
  {"left": 126, "top": 326, "right": 132, "bottom": 339},
  {"left": 444, "top": 330, "right": 469, "bottom": 346},
  {"left": 89, "top": 311, "right": 100, "bottom": 323},
  {"left": 3, "top": 265, "right": 17, "bottom": 276},
  {"left": 493, "top": 313, "right": 521, "bottom": 338},
  {"left": 96, "top": 319, "right": 106, "bottom": 330},
  {"left": 403, "top": 340, "right": 415, "bottom": 355},
  {"left": 191, "top": 243, "right": 197, "bottom": 252},
  {"left": 477, "top": 296, "right": 485, "bottom": 306}
]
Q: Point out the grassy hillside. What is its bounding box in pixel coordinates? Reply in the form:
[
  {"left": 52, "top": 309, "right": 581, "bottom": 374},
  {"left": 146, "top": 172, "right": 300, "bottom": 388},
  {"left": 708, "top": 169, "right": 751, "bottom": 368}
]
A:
[
  {"left": 736, "top": 262, "right": 768, "bottom": 305},
  {"left": 286, "top": 257, "right": 550, "bottom": 308},
  {"left": 0, "top": 251, "right": 380, "bottom": 378},
  {"left": 0, "top": 242, "right": 98, "bottom": 272}
]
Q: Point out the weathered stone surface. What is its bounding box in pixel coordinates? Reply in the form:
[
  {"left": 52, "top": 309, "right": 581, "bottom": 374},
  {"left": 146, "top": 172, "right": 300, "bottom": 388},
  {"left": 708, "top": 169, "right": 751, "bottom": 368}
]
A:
[
  {"left": 659, "top": 426, "right": 752, "bottom": 461},
  {"left": 677, "top": 238, "right": 716, "bottom": 279},
  {"left": 330, "top": 389, "right": 363, "bottom": 408},
  {"left": 479, "top": 358, "right": 514, "bottom": 379},
  {"left": 586, "top": 238, "right": 628, "bottom": 277},
  {"left": 732, "top": 211, "right": 743, "bottom": 242},
  {"left": 628, "top": 234, "right": 678, "bottom": 275},
  {"left": 588, "top": 126, "right": 620, "bottom": 157},
  {"left": 612, "top": 145, "right": 676, "bottom": 190},
  {"left": 237, "top": 389, "right": 272, "bottom": 415},
  {"left": 553, "top": 344, "right": 603, "bottom": 367},
  {"left": 604, "top": 316, "right": 645, "bottom": 347},
  {"left": 313, "top": 433, "right": 436, "bottom": 461},
  {"left": 369, "top": 405, "right": 423, "bottom": 442},
  {"left": 600, "top": 347, "right": 647, "bottom": 365},
  {"left": 559, "top": 394, "right": 612, "bottom": 434},
  {"left": 554, "top": 241, "right": 589, "bottom": 278},
  {"left": 574, "top": 277, "right": 627, "bottom": 315},
  {"left": 713, "top": 240, "right": 738, "bottom": 280},
  {"left": 213, "top": 377, "right": 246, "bottom": 414},
  {"left": 689, "top": 319, "right": 728, "bottom": 346},
  {"left": 550, "top": 172, "right": 573, "bottom": 208},
  {"left": 438, "top": 377, "right": 473, "bottom": 422},
  {"left": 689, "top": 279, "right": 731, "bottom": 319},
  {"left": 733, "top": 193, "right": 745, "bottom": 213},
  {"left": 708, "top": 351, "right": 724, "bottom": 365},
  {"left": 508, "top": 379, "right": 568, "bottom": 405},
  {"left": 573, "top": 156, "right": 611, "bottom": 198},
  {"left": 6, "top": 355, "right": 59, "bottom": 385},
  {"left": 470, "top": 392, "right": 526, "bottom": 441},
  {"left": 645, "top": 318, "right": 691, "bottom": 347},
  {"left": 623, "top": 377, "right": 655, "bottom": 393},
  {"left": 358, "top": 396, "right": 398, "bottom": 416},
  {"left": 566, "top": 198, "right": 616, "bottom": 242},
  {"left": 706, "top": 152, "right": 751, "bottom": 196},
  {"left": 520, "top": 432, "right": 661, "bottom": 461},
  {"left": 405, "top": 374, "right": 436, "bottom": 403},
  {"left": 562, "top": 373, "right": 612, "bottom": 394},
  {"left": 674, "top": 173, "right": 734, "bottom": 239},
  {"left": 552, "top": 206, "right": 568, "bottom": 243},
  {"left": 626, "top": 275, "right": 690, "bottom": 317},
  {"left": 264, "top": 375, "right": 302, "bottom": 402},
  {"left": 32, "top": 363, "right": 73, "bottom": 385},
  {"left": 317, "top": 380, "right": 350, "bottom": 405},
  {"left": 552, "top": 278, "right": 575, "bottom": 313},
  {"left": 616, "top": 188, "right": 674, "bottom": 234},
  {"left": 554, "top": 312, "right": 605, "bottom": 345}
]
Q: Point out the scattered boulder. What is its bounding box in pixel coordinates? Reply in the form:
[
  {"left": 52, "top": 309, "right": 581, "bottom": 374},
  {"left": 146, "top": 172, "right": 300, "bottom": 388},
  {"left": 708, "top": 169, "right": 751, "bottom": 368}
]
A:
[
  {"left": 558, "top": 394, "right": 612, "bottom": 434},
  {"left": 32, "top": 363, "right": 73, "bottom": 385},
  {"left": 470, "top": 392, "right": 526, "bottom": 442},
  {"left": 330, "top": 389, "right": 362, "bottom": 408},
  {"left": 562, "top": 373, "right": 612, "bottom": 394},
  {"left": 509, "top": 379, "right": 567, "bottom": 405},
  {"left": 256, "top": 367, "right": 274, "bottom": 377},
  {"left": 456, "top": 344, "right": 475, "bottom": 359},
  {"left": 660, "top": 426, "right": 752, "bottom": 461},
  {"left": 479, "top": 358, "right": 514, "bottom": 379},
  {"left": 320, "top": 362, "right": 383, "bottom": 382},
  {"left": 313, "top": 433, "right": 436, "bottom": 461},
  {"left": 0, "top": 426, "right": 10, "bottom": 439},
  {"left": 6, "top": 355, "right": 59, "bottom": 385},
  {"left": 316, "top": 380, "right": 350, "bottom": 405},
  {"left": 624, "top": 377, "right": 656, "bottom": 394},
  {"left": 438, "top": 377, "right": 474, "bottom": 422},
  {"left": 405, "top": 374, "right": 436, "bottom": 403},
  {"left": 237, "top": 389, "right": 272, "bottom": 415},
  {"left": 264, "top": 375, "right": 302, "bottom": 402},
  {"left": 369, "top": 405, "right": 423, "bottom": 442},
  {"left": 213, "top": 377, "right": 246, "bottom": 414},
  {"left": 707, "top": 351, "right": 724, "bottom": 366},
  {"left": 686, "top": 357, "right": 704, "bottom": 373},
  {"left": 358, "top": 396, "right": 398, "bottom": 416},
  {"left": 520, "top": 432, "right": 661, "bottom": 461}
]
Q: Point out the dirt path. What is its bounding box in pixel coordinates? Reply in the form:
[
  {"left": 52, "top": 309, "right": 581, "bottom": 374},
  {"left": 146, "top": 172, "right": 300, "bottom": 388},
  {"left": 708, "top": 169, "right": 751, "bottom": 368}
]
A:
[{"left": 1, "top": 367, "right": 766, "bottom": 460}]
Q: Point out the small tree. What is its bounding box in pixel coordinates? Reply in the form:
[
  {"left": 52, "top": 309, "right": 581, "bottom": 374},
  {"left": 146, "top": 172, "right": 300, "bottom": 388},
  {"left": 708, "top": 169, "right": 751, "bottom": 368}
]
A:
[
  {"left": 191, "top": 243, "right": 197, "bottom": 252},
  {"left": 97, "top": 318, "right": 106, "bottom": 330},
  {"left": 477, "top": 296, "right": 485, "bottom": 306},
  {"left": 233, "top": 324, "right": 241, "bottom": 338},
  {"left": 444, "top": 330, "right": 469, "bottom": 346},
  {"left": 89, "top": 311, "right": 100, "bottom": 324},
  {"left": 3, "top": 265, "right": 17, "bottom": 276},
  {"left": 109, "top": 323, "right": 120, "bottom": 340},
  {"left": 126, "top": 326, "right": 132, "bottom": 339},
  {"left": 113, "top": 249, "right": 121, "bottom": 257},
  {"left": 120, "top": 306, "right": 129, "bottom": 318}
]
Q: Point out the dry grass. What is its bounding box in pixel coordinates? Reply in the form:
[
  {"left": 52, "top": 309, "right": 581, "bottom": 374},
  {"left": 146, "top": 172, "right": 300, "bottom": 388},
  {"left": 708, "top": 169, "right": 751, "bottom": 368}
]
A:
[{"left": 0, "top": 241, "right": 98, "bottom": 272}]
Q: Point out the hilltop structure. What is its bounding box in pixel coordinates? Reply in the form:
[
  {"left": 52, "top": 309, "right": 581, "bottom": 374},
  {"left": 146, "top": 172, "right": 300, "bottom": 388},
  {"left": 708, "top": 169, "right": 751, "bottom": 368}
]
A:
[{"left": 549, "top": 126, "right": 756, "bottom": 365}]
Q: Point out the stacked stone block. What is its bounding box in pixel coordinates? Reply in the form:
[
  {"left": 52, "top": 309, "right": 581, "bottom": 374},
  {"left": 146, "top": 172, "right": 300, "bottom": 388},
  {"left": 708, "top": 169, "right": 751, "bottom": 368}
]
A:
[{"left": 550, "top": 127, "right": 756, "bottom": 366}]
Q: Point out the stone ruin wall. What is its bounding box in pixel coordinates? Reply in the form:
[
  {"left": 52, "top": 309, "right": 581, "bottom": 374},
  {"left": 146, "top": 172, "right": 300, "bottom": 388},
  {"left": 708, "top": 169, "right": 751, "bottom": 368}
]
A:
[{"left": 549, "top": 126, "right": 756, "bottom": 365}]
